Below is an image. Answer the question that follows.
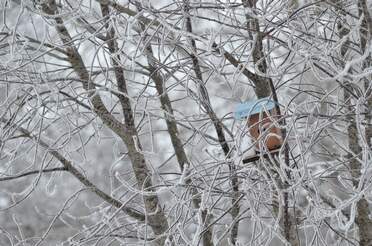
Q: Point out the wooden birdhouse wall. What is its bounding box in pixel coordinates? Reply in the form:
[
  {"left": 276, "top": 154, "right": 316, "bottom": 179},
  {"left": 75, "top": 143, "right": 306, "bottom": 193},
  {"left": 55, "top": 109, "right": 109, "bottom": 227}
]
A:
[{"left": 248, "top": 110, "right": 282, "bottom": 151}]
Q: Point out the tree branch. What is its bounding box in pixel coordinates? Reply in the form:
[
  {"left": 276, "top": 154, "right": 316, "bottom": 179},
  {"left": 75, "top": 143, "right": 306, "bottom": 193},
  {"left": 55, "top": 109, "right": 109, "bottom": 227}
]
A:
[
  {"left": 40, "top": 1, "right": 170, "bottom": 243},
  {"left": 0, "top": 117, "right": 145, "bottom": 221},
  {"left": 0, "top": 167, "right": 67, "bottom": 182}
]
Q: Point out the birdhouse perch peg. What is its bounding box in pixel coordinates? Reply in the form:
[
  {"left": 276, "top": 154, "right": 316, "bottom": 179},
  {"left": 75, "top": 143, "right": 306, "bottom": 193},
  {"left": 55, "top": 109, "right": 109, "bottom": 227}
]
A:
[{"left": 234, "top": 97, "right": 283, "bottom": 152}]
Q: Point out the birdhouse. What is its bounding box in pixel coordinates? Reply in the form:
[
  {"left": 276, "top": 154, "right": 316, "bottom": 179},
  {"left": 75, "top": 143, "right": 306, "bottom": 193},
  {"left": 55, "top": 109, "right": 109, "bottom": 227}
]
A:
[{"left": 234, "top": 98, "right": 283, "bottom": 151}]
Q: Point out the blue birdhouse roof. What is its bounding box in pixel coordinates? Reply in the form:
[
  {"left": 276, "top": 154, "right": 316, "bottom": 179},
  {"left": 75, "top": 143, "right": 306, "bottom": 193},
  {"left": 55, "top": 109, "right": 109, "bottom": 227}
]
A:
[{"left": 234, "top": 97, "right": 276, "bottom": 120}]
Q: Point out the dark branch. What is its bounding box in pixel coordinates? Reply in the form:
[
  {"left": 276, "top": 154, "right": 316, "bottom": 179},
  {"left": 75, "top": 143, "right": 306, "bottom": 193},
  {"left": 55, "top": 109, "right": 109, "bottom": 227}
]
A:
[{"left": 0, "top": 167, "right": 68, "bottom": 182}]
